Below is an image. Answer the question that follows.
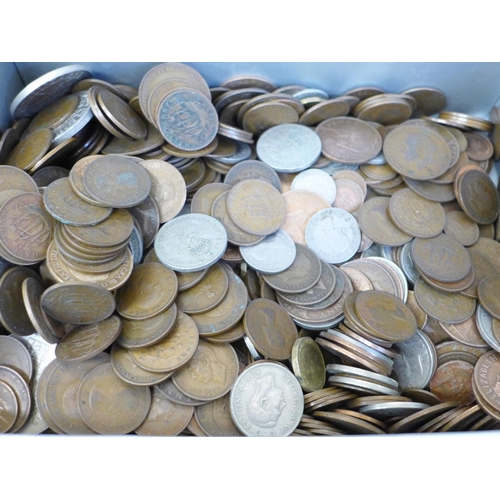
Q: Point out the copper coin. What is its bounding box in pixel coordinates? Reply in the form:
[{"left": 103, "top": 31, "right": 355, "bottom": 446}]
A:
[
  {"left": 429, "top": 360, "right": 475, "bottom": 405},
  {"left": 194, "top": 393, "right": 243, "bottom": 436},
  {"left": 0, "top": 165, "right": 39, "bottom": 194},
  {"left": 0, "top": 365, "right": 31, "bottom": 433},
  {"left": 0, "top": 336, "right": 33, "bottom": 383},
  {"left": 332, "top": 178, "right": 365, "bottom": 214},
  {"left": 191, "top": 182, "right": 231, "bottom": 216},
  {"left": 444, "top": 211, "right": 479, "bottom": 247},
  {"left": 115, "top": 262, "right": 178, "bottom": 320},
  {"left": 439, "top": 313, "right": 488, "bottom": 349},
  {"left": 77, "top": 362, "right": 151, "bottom": 434},
  {"left": 477, "top": 275, "right": 500, "bottom": 320},
  {"left": 464, "top": 132, "right": 493, "bottom": 161},
  {"left": 0, "top": 381, "right": 18, "bottom": 433},
  {"left": 5, "top": 128, "right": 53, "bottom": 171},
  {"left": 41, "top": 282, "right": 116, "bottom": 325}
]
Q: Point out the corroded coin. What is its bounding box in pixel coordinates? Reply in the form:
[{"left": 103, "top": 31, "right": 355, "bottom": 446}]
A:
[
  {"left": 315, "top": 117, "right": 382, "bottom": 164},
  {"left": 55, "top": 315, "right": 122, "bottom": 362},
  {"left": 388, "top": 188, "right": 446, "bottom": 238},
  {"left": 291, "top": 337, "right": 326, "bottom": 392},
  {"left": 115, "top": 262, "right": 178, "bottom": 320},
  {"left": 478, "top": 275, "right": 500, "bottom": 320},
  {"left": 176, "top": 263, "right": 228, "bottom": 314},
  {"left": 27, "top": 93, "right": 80, "bottom": 134},
  {"left": 230, "top": 361, "right": 303, "bottom": 436},
  {"left": 130, "top": 311, "right": 199, "bottom": 373},
  {"left": 243, "top": 298, "right": 298, "bottom": 360},
  {"left": 157, "top": 88, "right": 218, "bottom": 151},
  {"left": 77, "top": 362, "right": 151, "bottom": 434},
  {"left": 0, "top": 192, "right": 53, "bottom": 264},
  {"left": 305, "top": 207, "right": 361, "bottom": 264},
  {"left": 43, "top": 177, "right": 112, "bottom": 226},
  {"left": 140, "top": 159, "right": 187, "bottom": 223},
  {"left": 172, "top": 339, "right": 239, "bottom": 401},
  {"left": 226, "top": 179, "right": 286, "bottom": 236},
  {"left": 444, "top": 211, "right": 479, "bottom": 247},
  {"left": 135, "top": 386, "right": 193, "bottom": 436},
  {"left": 82, "top": 155, "right": 151, "bottom": 208},
  {"left": 430, "top": 360, "right": 475, "bottom": 405},
  {"left": 41, "top": 282, "right": 116, "bottom": 325},
  {"left": 116, "top": 304, "right": 177, "bottom": 349}
]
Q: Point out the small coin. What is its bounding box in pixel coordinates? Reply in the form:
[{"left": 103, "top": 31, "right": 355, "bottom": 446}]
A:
[
  {"left": 0, "top": 381, "right": 18, "bottom": 433},
  {"left": 332, "top": 178, "right": 365, "bottom": 214}
]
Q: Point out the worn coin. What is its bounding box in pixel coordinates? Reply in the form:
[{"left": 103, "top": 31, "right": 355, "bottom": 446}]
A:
[
  {"left": 0, "top": 381, "right": 18, "bottom": 433},
  {"left": 291, "top": 337, "right": 326, "bottom": 392},
  {"left": 477, "top": 275, "right": 500, "bottom": 320},
  {"left": 430, "top": 360, "right": 475, "bottom": 405},
  {"left": 0, "top": 365, "right": 31, "bottom": 433},
  {"left": 0, "top": 336, "right": 33, "bottom": 383},
  {"left": 444, "top": 211, "right": 479, "bottom": 247}
]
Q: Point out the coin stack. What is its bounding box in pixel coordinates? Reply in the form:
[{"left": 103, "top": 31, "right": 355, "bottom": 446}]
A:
[{"left": 3, "top": 63, "right": 500, "bottom": 436}]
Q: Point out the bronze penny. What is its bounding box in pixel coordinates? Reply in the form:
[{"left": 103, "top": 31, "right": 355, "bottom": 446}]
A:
[
  {"left": 172, "top": 339, "right": 239, "bottom": 402},
  {"left": 464, "top": 132, "right": 493, "bottom": 161},
  {"left": 243, "top": 298, "right": 298, "bottom": 360},
  {"left": 115, "top": 262, "right": 178, "bottom": 320},
  {"left": 261, "top": 243, "right": 322, "bottom": 294},
  {"left": 0, "top": 365, "right": 31, "bottom": 433},
  {"left": 0, "top": 267, "right": 41, "bottom": 336},
  {"left": 77, "top": 362, "right": 151, "bottom": 434},
  {"left": 130, "top": 311, "right": 199, "bottom": 373},
  {"left": 299, "top": 98, "right": 350, "bottom": 126},
  {"left": 41, "top": 282, "right": 116, "bottom": 325},
  {"left": 357, "top": 196, "right": 413, "bottom": 247},
  {"left": 429, "top": 360, "right": 475, "bottom": 405},
  {"left": 135, "top": 386, "right": 193, "bottom": 436},
  {"left": 101, "top": 121, "right": 164, "bottom": 156},
  {"left": 0, "top": 128, "right": 20, "bottom": 164},
  {"left": 439, "top": 313, "right": 488, "bottom": 349},
  {"left": 82, "top": 155, "right": 151, "bottom": 208},
  {"left": 226, "top": 179, "right": 286, "bottom": 236},
  {"left": 414, "top": 278, "right": 476, "bottom": 324},
  {"left": 473, "top": 351, "right": 500, "bottom": 417},
  {"left": 55, "top": 315, "right": 122, "bottom": 362},
  {"left": 332, "top": 178, "right": 365, "bottom": 214},
  {"left": 68, "top": 155, "right": 109, "bottom": 207},
  {"left": 0, "top": 165, "right": 39, "bottom": 194},
  {"left": 0, "top": 336, "right": 33, "bottom": 383},
  {"left": 411, "top": 233, "right": 472, "bottom": 283},
  {"left": 0, "top": 381, "right": 18, "bottom": 433},
  {"left": 460, "top": 249, "right": 496, "bottom": 298},
  {"left": 477, "top": 275, "right": 500, "bottom": 320},
  {"left": 5, "top": 128, "right": 53, "bottom": 171},
  {"left": 241, "top": 101, "right": 299, "bottom": 135},
  {"left": 204, "top": 321, "right": 246, "bottom": 344},
  {"left": 26, "top": 94, "right": 80, "bottom": 134},
  {"left": 116, "top": 303, "right": 178, "bottom": 349},
  {"left": 0, "top": 192, "right": 53, "bottom": 264},
  {"left": 43, "top": 177, "right": 112, "bottom": 227},
  {"left": 384, "top": 124, "right": 452, "bottom": 180},
  {"left": 315, "top": 117, "right": 382, "bottom": 164},
  {"left": 176, "top": 263, "right": 229, "bottom": 314},
  {"left": 444, "top": 211, "right": 479, "bottom": 247},
  {"left": 191, "top": 182, "right": 231, "bottom": 216},
  {"left": 354, "top": 290, "right": 417, "bottom": 342},
  {"left": 194, "top": 393, "right": 243, "bottom": 436},
  {"left": 469, "top": 238, "right": 500, "bottom": 273},
  {"left": 403, "top": 177, "right": 456, "bottom": 203},
  {"left": 176, "top": 269, "right": 209, "bottom": 292},
  {"left": 388, "top": 188, "right": 446, "bottom": 238}
]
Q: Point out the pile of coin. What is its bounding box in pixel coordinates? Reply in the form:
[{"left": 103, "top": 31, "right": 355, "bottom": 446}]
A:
[{"left": 3, "top": 63, "right": 500, "bottom": 436}]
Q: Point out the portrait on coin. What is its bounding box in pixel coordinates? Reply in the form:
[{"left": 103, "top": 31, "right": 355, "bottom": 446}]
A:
[{"left": 247, "top": 374, "right": 286, "bottom": 428}]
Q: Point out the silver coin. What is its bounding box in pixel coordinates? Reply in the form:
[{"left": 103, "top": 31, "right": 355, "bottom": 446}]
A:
[
  {"left": 391, "top": 330, "right": 437, "bottom": 391},
  {"left": 229, "top": 361, "right": 303, "bottom": 437},
  {"left": 52, "top": 91, "right": 94, "bottom": 146},
  {"left": 157, "top": 89, "right": 218, "bottom": 151},
  {"left": 239, "top": 229, "right": 296, "bottom": 274},
  {"left": 223, "top": 160, "right": 282, "bottom": 191},
  {"left": 361, "top": 243, "right": 383, "bottom": 259},
  {"left": 328, "top": 375, "right": 401, "bottom": 396},
  {"left": 293, "top": 88, "right": 329, "bottom": 100},
  {"left": 359, "top": 402, "right": 429, "bottom": 419},
  {"left": 292, "top": 315, "right": 345, "bottom": 331},
  {"left": 476, "top": 305, "right": 500, "bottom": 353},
  {"left": 128, "top": 225, "right": 144, "bottom": 265},
  {"left": 326, "top": 363, "right": 398, "bottom": 389},
  {"left": 243, "top": 335, "right": 264, "bottom": 361},
  {"left": 10, "top": 333, "right": 56, "bottom": 434},
  {"left": 154, "top": 213, "right": 227, "bottom": 272},
  {"left": 215, "top": 141, "right": 253, "bottom": 165},
  {"left": 368, "top": 256, "right": 408, "bottom": 303},
  {"left": 291, "top": 168, "right": 337, "bottom": 204},
  {"left": 10, "top": 65, "right": 91, "bottom": 120},
  {"left": 305, "top": 208, "right": 361, "bottom": 264},
  {"left": 366, "top": 152, "right": 387, "bottom": 165},
  {"left": 256, "top": 124, "right": 322, "bottom": 173},
  {"left": 400, "top": 241, "right": 420, "bottom": 285}
]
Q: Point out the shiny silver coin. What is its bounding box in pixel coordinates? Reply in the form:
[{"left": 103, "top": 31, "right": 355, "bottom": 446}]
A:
[{"left": 291, "top": 168, "right": 337, "bottom": 204}]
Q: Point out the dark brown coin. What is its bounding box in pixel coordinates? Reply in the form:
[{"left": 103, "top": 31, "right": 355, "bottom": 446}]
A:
[
  {"left": 78, "top": 362, "right": 151, "bottom": 434},
  {"left": 477, "top": 275, "right": 500, "bottom": 320},
  {"left": 429, "top": 360, "right": 475, "bottom": 405},
  {"left": 41, "top": 282, "right": 116, "bottom": 325},
  {"left": 0, "top": 267, "right": 41, "bottom": 336},
  {"left": 243, "top": 298, "right": 298, "bottom": 360}
]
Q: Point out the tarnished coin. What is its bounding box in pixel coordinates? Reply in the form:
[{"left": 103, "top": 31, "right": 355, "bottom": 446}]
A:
[
  {"left": 77, "top": 362, "right": 151, "bottom": 434},
  {"left": 82, "top": 156, "right": 151, "bottom": 208},
  {"left": 403, "top": 177, "right": 456, "bottom": 203},
  {"left": 357, "top": 196, "right": 413, "bottom": 247},
  {"left": 172, "top": 339, "right": 239, "bottom": 402},
  {"left": 194, "top": 393, "right": 243, "bottom": 436},
  {"left": 5, "top": 127, "right": 53, "bottom": 171},
  {"left": 0, "top": 267, "right": 41, "bottom": 336},
  {"left": 240, "top": 229, "right": 296, "bottom": 274},
  {"left": 55, "top": 316, "right": 122, "bottom": 362},
  {"left": 155, "top": 214, "right": 227, "bottom": 272},
  {"left": 439, "top": 313, "right": 488, "bottom": 349},
  {"left": 115, "top": 263, "right": 178, "bottom": 320},
  {"left": 291, "top": 337, "right": 326, "bottom": 392},
  {"left": 0, "top": 192, "right": 53, "bottom": 264},
  {"left": 444, "top": 211, "right": 479, "bottom": 247},
  {"left": 0, "top": 165, "right": 39, "bottom": 194},
  {"left": 41, "top": 282, "right": 116, "bottom": 325},
  {"left": 26, "top": 93, "right": 80, "bottom": 134},
  {"left": 315, "top": 117, "right": 382, "bottom": 164},
  {"left": 478, "top": 275, "right": 500, "bottom": 320},
  {"left": 135, "top": 386, "right": 193, "bottom": 436},
  {"left": 0, "top": 336, "right": 33, "bottom": 383},
  {"left": 0, "top": 381, "right": 18, "bottom": 433},
  {"left": 402, "top": 87, "right": 446, "bottom": 116},
  {"left": 0, "top": 365, "right": 31, "bottom": 433},
  {"left": 305, "top": 208, "right": 361, "bottom": 264},
  {"left": 140, "top": 159, "right": 187, "bottom": 223},
  {"left": 230, "top": 361, "right": 303, "bottom": 436},
  {"left": 116, "top": 304, "right": 177, "bottom": 349},
  {"left": 176, "top": 263, "right": 228, "bottom": 314},
  {"left": 388, "top": 188, "right": 446, "bottom": 238},
  {"left": 32, "top": 166, "right": 70, "bottom": 188},
  {"left": 43, "top": 177, "right": 112, "bottom": 226},
  {"left": 383, "top": 124, "right": 452, "bottom": 180},
  {"left": 223, "top": 160, "right": 282, "bottom": 191},
  {"left": 332, "top": 178, "right": 365, "bottom": 214},
  {"left": 473, "top": 350, "right": 500, "bottom": 417},
  {"left": 157, "top": 88, "right": 218, "bottom": 151},
  {"left": 11, "top": 65, "right": 91, "bottom": 120},
  {"left": 464, "top": 132, "right": 493, "bottom": 161},
  {"left": 130, "top": 311, "right": 199, "bottom": 373},
  {"left": 411, "top": 233, "right": 472, "bottom": 283},
  {"left": 191, "top": 182, "right": 231, "bottom": 216},
  {"left": 243, "top": 298, "right": 298, "bottom": 360},
  {"left": 241, "top": 101, "right": 299, "bottom": 135},
  {"left": 256, "top": 123, "right": 322, "bottom": 173},
  {"left": 430, "top": 360, "right": 475, "bottom": 405}
]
